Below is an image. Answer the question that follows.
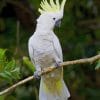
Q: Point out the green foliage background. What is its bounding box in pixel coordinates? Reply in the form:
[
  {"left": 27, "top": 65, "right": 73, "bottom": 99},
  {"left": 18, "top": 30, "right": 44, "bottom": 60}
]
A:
[{"left": 0, "top": 0, "right": 100, "bottom": 100}]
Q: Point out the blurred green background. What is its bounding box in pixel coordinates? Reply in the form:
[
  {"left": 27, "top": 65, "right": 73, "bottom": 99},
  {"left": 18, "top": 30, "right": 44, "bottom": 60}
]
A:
[{"left": 0, "top": 0, "right": 100, "bottom": 100}]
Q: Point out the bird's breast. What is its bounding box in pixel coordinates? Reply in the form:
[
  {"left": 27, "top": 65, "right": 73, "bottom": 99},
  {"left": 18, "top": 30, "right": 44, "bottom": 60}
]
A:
[{"left": 34, "top": 50, "right": 55, "bottom": 68}]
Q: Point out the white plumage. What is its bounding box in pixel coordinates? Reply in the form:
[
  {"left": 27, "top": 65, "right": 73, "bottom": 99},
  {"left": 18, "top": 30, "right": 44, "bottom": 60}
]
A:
[{"left": 28, "top": 0, "right": 70, "bottom": 100}]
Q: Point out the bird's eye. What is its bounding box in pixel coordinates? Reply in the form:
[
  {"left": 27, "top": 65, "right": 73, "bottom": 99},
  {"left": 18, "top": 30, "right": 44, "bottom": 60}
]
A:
[{"left": 53, "top": 18, "right": 56, "bottom": 20}]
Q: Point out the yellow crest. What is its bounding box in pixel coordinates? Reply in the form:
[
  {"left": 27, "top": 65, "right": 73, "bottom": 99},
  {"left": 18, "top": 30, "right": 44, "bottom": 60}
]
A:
[{"left": 38, "top": 0, "right": 66, "bottom": 14}]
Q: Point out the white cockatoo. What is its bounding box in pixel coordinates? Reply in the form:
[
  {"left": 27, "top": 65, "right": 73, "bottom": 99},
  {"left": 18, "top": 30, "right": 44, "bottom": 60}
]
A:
[{"left": 28, "top": 0, "right": 70, "bottom": 100}]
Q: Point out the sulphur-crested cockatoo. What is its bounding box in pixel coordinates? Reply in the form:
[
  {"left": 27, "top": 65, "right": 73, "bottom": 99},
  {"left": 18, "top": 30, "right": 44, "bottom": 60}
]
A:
[{"left": 28, "top": 0, "right": 70, "bottom": 100}]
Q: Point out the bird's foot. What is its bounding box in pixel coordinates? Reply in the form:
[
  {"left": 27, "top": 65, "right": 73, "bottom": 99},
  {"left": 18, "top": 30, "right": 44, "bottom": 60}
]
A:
[
  {"left": 33, "top": 71, "right": 41, "bottom": 79},
  {"left": 55, "top": 61, "right": 62, "bottom": 68}
]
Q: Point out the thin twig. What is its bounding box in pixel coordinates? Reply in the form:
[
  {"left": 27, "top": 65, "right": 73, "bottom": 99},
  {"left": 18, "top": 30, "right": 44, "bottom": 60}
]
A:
[
  {"left": 0, "top": 76, "right": 34, "bottom": 96},
  {"left": 0, "top": 54, "right": 100, "bottom": 96}
]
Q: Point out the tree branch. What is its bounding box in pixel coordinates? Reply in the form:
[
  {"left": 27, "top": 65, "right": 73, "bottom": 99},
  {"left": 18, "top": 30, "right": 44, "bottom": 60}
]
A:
[{"left": 0, "top": 54, "right": 100, "bottom": 96}]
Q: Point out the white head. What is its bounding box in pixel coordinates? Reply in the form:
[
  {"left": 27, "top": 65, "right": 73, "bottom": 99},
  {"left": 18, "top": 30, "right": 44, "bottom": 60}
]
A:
[{"left": 37, "top": 0, "right": 66, "bottom": 30}]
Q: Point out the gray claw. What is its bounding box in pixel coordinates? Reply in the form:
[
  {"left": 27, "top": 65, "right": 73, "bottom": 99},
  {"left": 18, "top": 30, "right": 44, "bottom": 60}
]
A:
[
  {"left": 55, "top": 61, "right": 61, "bottom": 68},
  {"left": 34, "top": 71, "right": 41, "bottom": 79}
]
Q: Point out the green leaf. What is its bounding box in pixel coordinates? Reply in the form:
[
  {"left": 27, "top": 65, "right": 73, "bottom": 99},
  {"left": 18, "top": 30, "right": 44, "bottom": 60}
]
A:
[
  {"left": 0, "top": 48, "right": 20, "bottom": 83},
  {"left": 0, "top": 95, "right": 5, "bottom": 100},
  {"left": 0, "top": 49, "right": 7, "bottom": 60},
  {"left": 23, "top": 56, "right": 35, "bottom": 73},
  {"left": 11, "top": 67, "right": 20, "bottom": 79},
  {"left": 0, "top": 72, "right": 12, "bottom": 83},
  {"left": 5, "top": 59, "right": 16, "bottom": 70}
]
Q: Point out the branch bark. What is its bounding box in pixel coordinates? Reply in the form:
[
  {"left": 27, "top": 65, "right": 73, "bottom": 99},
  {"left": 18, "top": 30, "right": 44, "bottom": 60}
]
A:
[{"left": 0, "top": 54, "right": 100, "bottom": 96}]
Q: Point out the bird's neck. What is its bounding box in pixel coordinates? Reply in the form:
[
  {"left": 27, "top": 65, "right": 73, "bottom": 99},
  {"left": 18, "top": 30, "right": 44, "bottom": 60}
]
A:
[{"left": 36, "top": 22, "right": 54, "bottom": 33}]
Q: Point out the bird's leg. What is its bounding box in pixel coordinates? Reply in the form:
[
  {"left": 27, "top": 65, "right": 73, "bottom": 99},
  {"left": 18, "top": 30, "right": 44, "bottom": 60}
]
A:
[
  {"left": 55, "top": 61, "right": 62, "bottom": 68},
  {"left": 33, "top": 66, "right": 41, "bottom": 79},
  {"left": 54, "top": 57, "right": 62, "bottom": 68}
]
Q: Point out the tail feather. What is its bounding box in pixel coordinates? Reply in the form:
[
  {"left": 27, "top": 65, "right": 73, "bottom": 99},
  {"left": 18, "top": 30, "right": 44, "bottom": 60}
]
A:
[{"left": 39, "top": 79, "right": 70, "bottom": 100}]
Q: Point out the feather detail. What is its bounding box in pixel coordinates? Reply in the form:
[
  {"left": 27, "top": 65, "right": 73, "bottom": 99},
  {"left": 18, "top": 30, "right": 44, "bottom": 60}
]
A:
[
  {"left": 39, "top": 78, "right": 70, "bottom": 100},
  {"left": 38, "top": 0, "right": 66, "bottom": 14}
]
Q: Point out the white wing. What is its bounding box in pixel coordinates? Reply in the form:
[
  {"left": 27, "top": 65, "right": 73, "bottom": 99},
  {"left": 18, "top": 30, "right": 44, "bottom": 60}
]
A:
[
  {"left": 28, "top": 36, "right": 41, "bottom": 72},
  {"left": 28, "top": 38, "right": 35, "bottom": 64},
  {"left": 52, "top": 34, "right": 63, "bottom": 62}
]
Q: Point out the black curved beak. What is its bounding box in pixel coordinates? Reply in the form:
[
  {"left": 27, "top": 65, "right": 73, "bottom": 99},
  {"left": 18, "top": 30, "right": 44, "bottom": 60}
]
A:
[{"left": 55, "top": 20, "right": 61, "bottom": 27}]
